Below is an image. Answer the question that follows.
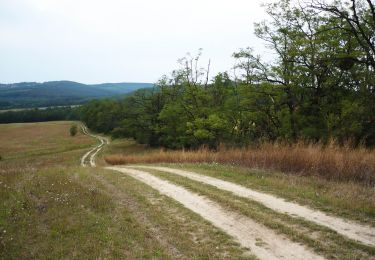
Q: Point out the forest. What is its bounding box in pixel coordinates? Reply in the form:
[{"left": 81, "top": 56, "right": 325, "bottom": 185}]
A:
[
  {"left": 73, "top": 0, "right": 375, "bottom": 148},
  {"left": 0, "top": 81, "right": 152, "bottom": 109},
  {"left": 0, "top": 107, "right": 79, "bottom": 124}
]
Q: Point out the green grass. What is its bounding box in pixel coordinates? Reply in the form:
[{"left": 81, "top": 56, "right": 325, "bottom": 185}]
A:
[
  {"left": 99, "top": 168, "right": 254, "bottom": 259},
  {"left": 0, "top": 167, "right": 170, "bottom": 259},
  {"left": 3, "top": 122, "right": 374, "bottom": 259},
  {"left": 0, "top": 122, "right": 253, "bottom": 259},
  {"left": 144, "top": 168, "right": 375, "bottom": 259},
  {"left": 149, "top": 163, "right": 375, "bottom": 227},
  {"left": 102, "top": 139, "right": 375, "bottom": 228}
]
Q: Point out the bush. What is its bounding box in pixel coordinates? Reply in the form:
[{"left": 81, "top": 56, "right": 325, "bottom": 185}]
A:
[{"left": 70, "top": 124, "right": 78, "bottom": 137}]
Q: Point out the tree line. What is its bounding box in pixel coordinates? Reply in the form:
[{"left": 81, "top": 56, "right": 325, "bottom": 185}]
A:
[
  {"left": 80, "top": 0, "right": 375, "bottom": 148},
  {"left": 7, "top": 0, "right": 374, "bottom": 149},
  {"left": 0, "top": 107, "right": 79, "bottom": 124}
]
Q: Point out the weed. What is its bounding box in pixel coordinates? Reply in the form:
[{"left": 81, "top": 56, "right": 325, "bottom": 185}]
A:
[{"left": 105, "top": 143, "right": 375, "bottom": 184}]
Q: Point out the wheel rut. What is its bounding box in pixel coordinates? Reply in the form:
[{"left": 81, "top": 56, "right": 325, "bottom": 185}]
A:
[
  {"left": 80, "top": 125, "right": 109, "bottom": 167},
  {"left": 131, "top": 165, "right": 375, "bottom": 248},
  {"left": 106, "top": 166, "right": 324, "bottom": 260}
]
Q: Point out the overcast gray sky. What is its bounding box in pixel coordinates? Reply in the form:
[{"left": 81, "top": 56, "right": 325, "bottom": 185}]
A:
[{"left": 0, "top": 0, "right": 271, "bottom": 84}]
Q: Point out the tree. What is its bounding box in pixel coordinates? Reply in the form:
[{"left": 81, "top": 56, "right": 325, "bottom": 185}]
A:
[
  {"left": 76, "top": 0, "right": 375, "bottom": 147},
  {"left": 311, "top": 0, "right": 375, "bottom": 70}
]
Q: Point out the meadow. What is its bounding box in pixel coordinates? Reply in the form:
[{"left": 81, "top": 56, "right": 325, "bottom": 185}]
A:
[
  {"left": 2, "top": 122, "right": 375, "bottom": 259},
  {"left": 0, "top": 122, "right": 252, "bottom": 259},
  {"left": 104, "top": 141, "right": 375, "bottom": 228}
]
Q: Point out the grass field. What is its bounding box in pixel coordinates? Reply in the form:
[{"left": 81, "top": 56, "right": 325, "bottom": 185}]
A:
[
  {"left": 1, "top": 122, "right": 375, "bottom": 259},
  {"left": 103, "top": 140, "right": 375, "bottom": 259},
  {"left": 0, "top": 121, "right": 95, "bottom": 165},
  {"left": 145, "top": 167, "right": 375, "bottom": 259},
  {"left": 103, "top": 141, "right": 375, "bottom": 226},
  {"left": 0, "top": 122, "right": 252, "bottom": 259}
]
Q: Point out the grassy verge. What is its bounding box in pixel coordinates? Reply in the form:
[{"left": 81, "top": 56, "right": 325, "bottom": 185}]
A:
[
  {"left": 0, "top": 167, "right": 170, "bottom": 259},
  {"left": 146, "top": 163, "right": 375, "bottom": 227},
  {"left": 99, "top": 168, "right": 254, "bottom": 259},
  {"left": 145, "top": 168, "right": 375, "bottom": 259},
  {"left": 103, "top": 138, "right": 375, "bottom": 226},
  {"left": 96, "top": 138, "right": 156, "bottom": 167}
]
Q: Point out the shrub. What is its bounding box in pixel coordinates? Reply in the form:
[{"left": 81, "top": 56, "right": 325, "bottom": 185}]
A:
[{"left": 70, "top": 124, "right": 78, "bottom": 137}]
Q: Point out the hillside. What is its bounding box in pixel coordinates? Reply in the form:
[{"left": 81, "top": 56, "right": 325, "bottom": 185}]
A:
[
  {"left": 0, "top": 81, "right": 153, "bottom": 109},
  {"left": 1, "top": 122, "right": 374, "bottom": 259}
]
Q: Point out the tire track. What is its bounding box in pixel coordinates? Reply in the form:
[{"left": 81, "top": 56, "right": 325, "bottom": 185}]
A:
[
  {"left": 106, "top": 166, "right": 325, "bottom": 260},
  {"left": 131, "top": 165, "right": 375, "bottom": 247},
  {"left": 80, "top": 125, "right": 109, "bottom": 167}
]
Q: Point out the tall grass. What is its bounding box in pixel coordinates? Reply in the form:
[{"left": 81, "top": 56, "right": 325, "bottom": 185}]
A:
[{"left": 105, "top": 142, "right": 375, "bottom": 184}]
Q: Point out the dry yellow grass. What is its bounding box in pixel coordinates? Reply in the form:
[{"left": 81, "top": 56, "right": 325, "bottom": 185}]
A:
[
  {"left": 105, "top": 143, "right": 375, "bottom": 184},
  {"left": 0, "top": 121, "right": 95, "bottom": 162}
]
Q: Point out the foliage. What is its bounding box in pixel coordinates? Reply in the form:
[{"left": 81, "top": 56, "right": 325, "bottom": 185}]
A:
[
  {"left": 0, "top": 81, "right": 153, "bottom": 109},
  {"left": 0, "top": 107, "right": 79, "bottom": 124},
  {"left": 70, "top": 124, "right": 78, "bottom": 136},
  {"left": 79, "top": 0, "right": 375, "bottom": 149}
]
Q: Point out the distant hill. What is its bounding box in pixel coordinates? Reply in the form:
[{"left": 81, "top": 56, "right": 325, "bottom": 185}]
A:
[{"left": 0, "top": 81, "right": 153, "bottom": 109}]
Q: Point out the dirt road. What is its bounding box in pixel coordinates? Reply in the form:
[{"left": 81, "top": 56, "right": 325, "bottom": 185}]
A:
[
  {"left": 80, "top": 129, "right": 373, "bottom": 259},
  {"left": 131, "top": 165, "right": 375, "bottom": 247},
  {"left": 106, "top": 166, "right": 324, "bottom": 260},
  {"left": 80, "top": 125, "right": 109, "bottom": 167}
]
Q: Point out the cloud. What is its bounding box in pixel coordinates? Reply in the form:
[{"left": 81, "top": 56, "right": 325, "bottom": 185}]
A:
[{"left": 0, "top": 0, "right": 270, "bottom": 83}]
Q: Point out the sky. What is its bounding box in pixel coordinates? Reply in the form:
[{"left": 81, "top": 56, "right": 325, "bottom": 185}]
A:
[{"left": 0, "top": 0, "right": 271, "bottom": 84}]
